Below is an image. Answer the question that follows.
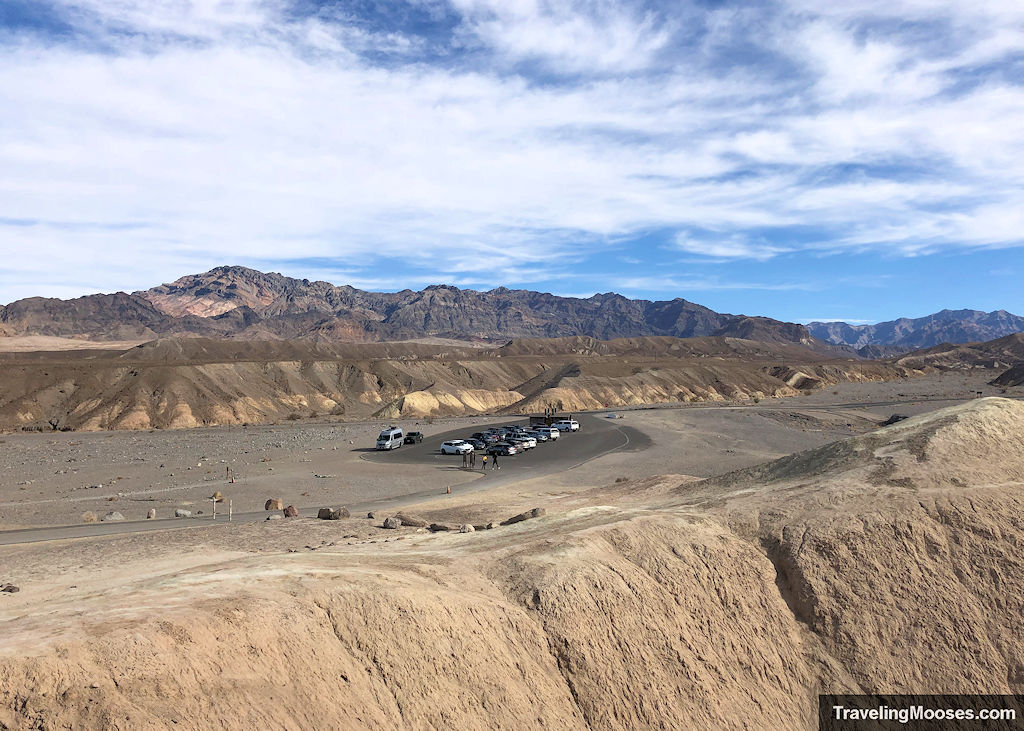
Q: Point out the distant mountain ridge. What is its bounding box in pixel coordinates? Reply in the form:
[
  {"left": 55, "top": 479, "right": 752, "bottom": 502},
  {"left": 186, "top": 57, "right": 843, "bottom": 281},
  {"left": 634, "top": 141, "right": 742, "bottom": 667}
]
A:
[
  {"left": 0, "top": 265, "right": 819, "bottom": 346},
  {"left": 807, "top": 309, "right": 1024, "bottom": 349}
]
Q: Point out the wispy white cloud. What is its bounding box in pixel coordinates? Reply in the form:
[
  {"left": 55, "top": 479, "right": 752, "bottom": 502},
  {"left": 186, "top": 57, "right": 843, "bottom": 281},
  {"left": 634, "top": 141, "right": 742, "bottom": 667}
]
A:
[{"left": 0, "top": 0, "right": 1022, "bottom": 303}]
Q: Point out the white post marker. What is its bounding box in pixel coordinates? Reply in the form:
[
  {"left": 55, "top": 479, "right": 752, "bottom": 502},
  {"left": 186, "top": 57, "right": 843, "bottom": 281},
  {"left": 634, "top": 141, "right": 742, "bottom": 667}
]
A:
[
  {"left": 229, "top": 499, "right": 233, "bottom": 522},
  {"left": 212, "top": 497, "right": 217, "bottom": 520}
]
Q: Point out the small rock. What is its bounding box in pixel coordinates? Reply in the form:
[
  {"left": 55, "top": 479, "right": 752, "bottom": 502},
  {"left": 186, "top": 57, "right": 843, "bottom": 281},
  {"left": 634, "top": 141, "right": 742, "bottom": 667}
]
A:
[
  {"left": 266, "top": 514, "right": 283, "bottom": 521},
  {"left": 428, "top": 523, "right": 452, "bottom": 532},
  {"left": 396, "top": 513, "right": 428, "bottom": 527},
  {"left": 174, "top": 509, "right": 192, "bottom": 518},
  {"left": 367, "top": 511, "right": 376, "bottom": 519},
  {"left": 146, "top": 509, "right": 156, "bottom": 520},
  {"left": 81, "top": 511, "right": 98, "bottom": 523},
  {"left": 1, "top": 584, "right": 19, "bottom": 593},
  {"left": 459, "top": 524, "right": 475, "bottom": 533},
  {"left": 101, "top": 511, "right": 125, "bottom": 522},
  {"left": 209, "top": 491, "right": 224, "bottom": 503},
  {"left": 283, "top": 505, "right": 299, "bottom": 518},
  {"left": 486, "top": 522, "right": 497, "bottom": 530},
  {"left": 500, "top": 508, "right": 546, "bottom": 526},
  {"left": 382, "top": 516, "right": 401, "bottom": 529},
  {"left": 317, "top": 507, "right": 350, "bottom": 520},
  {"left": 265, "top": 498, "right": 283, "bottom": 511}
]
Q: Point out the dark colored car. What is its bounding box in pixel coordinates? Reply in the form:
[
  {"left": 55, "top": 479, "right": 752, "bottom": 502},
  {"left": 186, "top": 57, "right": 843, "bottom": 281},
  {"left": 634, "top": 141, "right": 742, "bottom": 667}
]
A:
[
  {"left": 465, "top": 438, "right": 486, "bottom": 450},
  {"left": 486, "top": 443, "right": 517, "bottom": 456},
  {"left": 403, "top": 431, "right": 424, "bottom": 444}
]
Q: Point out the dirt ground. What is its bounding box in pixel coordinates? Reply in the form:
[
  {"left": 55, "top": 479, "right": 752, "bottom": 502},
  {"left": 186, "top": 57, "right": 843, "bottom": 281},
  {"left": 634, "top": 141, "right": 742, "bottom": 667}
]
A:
[{"left": 0, "top": 369, "right": 1012, "bottom": 530}]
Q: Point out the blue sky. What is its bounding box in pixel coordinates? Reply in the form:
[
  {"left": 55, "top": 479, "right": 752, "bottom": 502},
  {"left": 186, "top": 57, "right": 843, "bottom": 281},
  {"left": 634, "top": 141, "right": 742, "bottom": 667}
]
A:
[{"left": 1, "top": 0, "right": 1022, "bottom": 324}]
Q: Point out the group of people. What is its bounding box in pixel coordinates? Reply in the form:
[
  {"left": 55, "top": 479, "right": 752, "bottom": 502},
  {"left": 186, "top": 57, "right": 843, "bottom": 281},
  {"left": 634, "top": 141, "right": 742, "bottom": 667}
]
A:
[{"left": 462, "top": 450, "right": 499, "bottom": 470}]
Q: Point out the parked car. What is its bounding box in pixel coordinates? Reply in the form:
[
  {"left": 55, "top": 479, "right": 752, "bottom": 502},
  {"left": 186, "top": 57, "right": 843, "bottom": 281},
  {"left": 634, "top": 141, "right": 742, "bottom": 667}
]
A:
[
  {"left": 552, "top": 419, "right": 580, "bottom": 432},
  {"left": 440, "top": 440, "right": 473, "bottom": 455},
  {"left": 465, "top": 438, "right": 486, "bottom": 450},
  {"left": 536, "top": 426, "right": 559, "bottom": 440},
  {"left": 510, "top": 436, "right": 537, "bottom": 450},
  {"left": 525, "top": 430, "right": 549, "bottom": 442},
  {"left": 487, "top": 443, "right": 517, "bottom": 456},
  {"left": 403, "top": 431, "right": 424, "bottom": 444}
]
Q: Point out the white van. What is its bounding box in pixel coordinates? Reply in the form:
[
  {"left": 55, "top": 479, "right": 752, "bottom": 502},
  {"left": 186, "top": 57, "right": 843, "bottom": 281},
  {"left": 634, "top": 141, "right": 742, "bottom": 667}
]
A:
[
  {"left": 376, "top": 427, "right": 404, "bottom": 450},
  {"left": 552, "top": 419, "right": 580, "bottom": 432}
]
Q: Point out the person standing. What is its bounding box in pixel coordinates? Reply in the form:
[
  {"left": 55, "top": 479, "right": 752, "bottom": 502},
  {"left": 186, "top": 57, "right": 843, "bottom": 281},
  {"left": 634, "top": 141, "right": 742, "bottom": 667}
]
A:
[
  {"left": 492, "top": 453, "right": 500, "bottom": 470},
  {"left": 482, "top": 454, "right": 488, "bottom": 471},
  {"left": 470, "top": 450, "right": 476, "bottom": 469},
  {"left": 462, "top": 450, "right": 468, "bottom": 469}
]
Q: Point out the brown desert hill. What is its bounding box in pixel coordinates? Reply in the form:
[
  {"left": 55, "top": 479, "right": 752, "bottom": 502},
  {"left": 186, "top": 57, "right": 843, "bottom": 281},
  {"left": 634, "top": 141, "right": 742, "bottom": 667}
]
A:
[
  {"left": 0, "top": 335, "right": 906, "bottom": 431},
  {"left": 892, "top": 332, "right": 1024, "bottom": 370},
  {"left": 991, "top": 363, "right": 1024, "bottom": 388},
  {"left": 4, "top": 399, "right": 1024, "bottom": 729}
]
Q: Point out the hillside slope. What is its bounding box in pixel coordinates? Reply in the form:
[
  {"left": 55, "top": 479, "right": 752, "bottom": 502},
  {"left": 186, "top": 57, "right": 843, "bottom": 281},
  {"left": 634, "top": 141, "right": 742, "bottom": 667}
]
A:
[
  {"left": 0, "top": 336, "right": 901, "bottom": 431},
  {"left": 3, "top": 399, "right": 1024, "bottom": 728}
]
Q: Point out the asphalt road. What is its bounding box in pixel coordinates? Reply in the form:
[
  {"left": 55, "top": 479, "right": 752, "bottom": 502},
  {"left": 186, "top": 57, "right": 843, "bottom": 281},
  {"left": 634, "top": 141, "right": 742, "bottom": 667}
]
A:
[{"left": 0, "top": 414, "right": 650, "bottom": 546}]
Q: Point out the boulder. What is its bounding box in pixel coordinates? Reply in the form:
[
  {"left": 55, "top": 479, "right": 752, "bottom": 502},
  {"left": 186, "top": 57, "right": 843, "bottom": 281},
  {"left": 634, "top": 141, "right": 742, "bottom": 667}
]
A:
[
  {"left": 101, "top": 511, "right": 125, "bottom": 522},
  {"left": 265, "top": 498, "right": 284, "bottom": 511},
  {"left": 396, "top": 513, "right": 428, "bottom": 527},
  {"left": 174, "top": 509, "right": 192, "bottom": 518},
  {"left": 146, "top": 509, "right": 156, "bottom": 520},
  {"left": 81, "top": 511, "right": 98, "bottom": 523},
  {"left": 500, "top": 507, "right": 546, "bottom": 526},
  {"left": 283, "top": 505, "right": 299, "bottom": 518},
  {"left": 459, "top": 524, "right": 475, "bottom": 533},
  {"left": 367, "top": 511, "right": 376, "bottom": 519},
  {"left": 317, "top": 507, "right": 350, "bottom": 520},
  {"left": 1, "top": 584, "right": 19, "bottom": 593},
  {"left": 382, "top": 516, "right": 401, "bottom": 529},
  {"left": 880, "top": 414, "right": 910, "bottom": 427},
  {"left": 428, "top": 523, "right": 452, "bottom": 532}
]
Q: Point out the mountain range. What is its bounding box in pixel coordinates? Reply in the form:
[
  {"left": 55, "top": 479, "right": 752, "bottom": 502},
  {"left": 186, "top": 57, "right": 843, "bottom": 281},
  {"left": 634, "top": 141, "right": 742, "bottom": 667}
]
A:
[
  {"left": 0, "top": 266, "right": 815, "bottom": 346},
  {"left": 0, "top": 266, "right": 1020, "bottom": 350},
  {"left": 807, "top": 310, "right": 1024, "bottom": 349}
]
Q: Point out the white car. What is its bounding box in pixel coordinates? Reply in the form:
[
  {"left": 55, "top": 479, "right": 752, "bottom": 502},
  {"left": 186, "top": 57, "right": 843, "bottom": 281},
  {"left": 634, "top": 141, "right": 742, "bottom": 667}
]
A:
[
  {"left": 440, "top": 440, "right": 474, "bottom": 455},
  {"left": 552, "top": 419, "right": 580, "bottom": 432},
  {"left": 510, "top": 436, "right": 537, "bottom": 450},
  {"left": 536, "top": 426, "right": 559, "bottom": 440}
]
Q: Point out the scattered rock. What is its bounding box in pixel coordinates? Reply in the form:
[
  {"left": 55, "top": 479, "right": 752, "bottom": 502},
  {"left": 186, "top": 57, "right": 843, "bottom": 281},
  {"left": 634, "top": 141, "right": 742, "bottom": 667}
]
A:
[
  {"left": 459, "top": 524, "right": 475, "bottom": 533},
  {"left": 317, "top": 507, "right": 350, "bottom": 520},
  {"left": 146, "top": 509, "right": 156, "bottom": 520},
  {"left": 101, "top": 511, "right": 125, "bottom": 522},
  {"left": 486, "top": 522, "right": 497, "bottom": 530},
  {"left": 500, "top": 507, "right": 546, "bottom": 526},
  {"left": 396, "top": 513, "right": 428, "bottom": 527},
  {"left": 1, "top": 584, "right": 19, "bottom": 593},
  {"left": 265, "top": 498, "right": 283, "bottom": 511},
  {"left": 283, "top": 505, "right": 299, "bottom": 518},
  {"left": 880, "top": 414, "right": 910, "bottom": 426},
  {"left": 266, "top": 514, "right": 283, "bottom": 521},
  {"left": 429, "top": 523, "right": 452, "bottom": 532},
  {"left": 382, "top": 516, "right": 401, "bottom": 529},
  {"left": 81, "top": 511, "right": 98, "bottom": 523},
  {"left": 209, "top": 491, "right": 224, "bottom": 503},
  {"left": 174, "top": 509, "right": 192, "bottom": 518},
  {"left": 367, "top": 511, "right": 376, "bottom": 519}
]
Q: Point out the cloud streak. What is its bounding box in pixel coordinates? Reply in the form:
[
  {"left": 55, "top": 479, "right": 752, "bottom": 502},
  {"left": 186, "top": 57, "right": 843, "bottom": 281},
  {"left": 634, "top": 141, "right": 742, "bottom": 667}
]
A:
[{"left": 0, "top": 0, "right": 1021, "bottom": 304}]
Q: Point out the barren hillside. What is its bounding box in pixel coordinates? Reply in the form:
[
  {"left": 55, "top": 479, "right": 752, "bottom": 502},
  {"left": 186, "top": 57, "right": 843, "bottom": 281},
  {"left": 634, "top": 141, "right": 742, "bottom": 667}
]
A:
[
  {"left": 0, "top": 336, "right": 904, "bottom": 431},
  {"left": 3, "top": 398, "right": 1024, "bottom": 728}
]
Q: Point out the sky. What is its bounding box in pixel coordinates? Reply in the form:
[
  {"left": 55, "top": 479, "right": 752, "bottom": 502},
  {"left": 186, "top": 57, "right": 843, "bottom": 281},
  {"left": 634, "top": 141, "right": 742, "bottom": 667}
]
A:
[{"left": 0, "top": 0, "right": 1022, "bottom": 324}]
